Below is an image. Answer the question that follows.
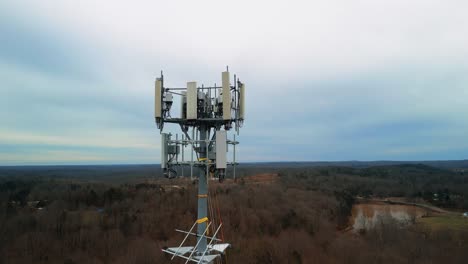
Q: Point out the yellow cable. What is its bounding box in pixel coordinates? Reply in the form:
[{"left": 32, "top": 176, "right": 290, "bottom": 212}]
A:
[{"left": 196, "top": 217, "right": 208, "bottom": 224}]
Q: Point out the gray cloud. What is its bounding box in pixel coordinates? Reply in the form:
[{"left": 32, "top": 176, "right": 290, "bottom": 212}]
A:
[{"left": 1, "top": 0, "right": 467, "bottom": 165}]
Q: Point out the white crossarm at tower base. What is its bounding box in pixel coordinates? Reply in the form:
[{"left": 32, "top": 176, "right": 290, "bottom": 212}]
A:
[
  {"left": 165, "top": 246, "right": 194, "bottom": 256},
  {"left": 193, "top": 255, "right": 219, "bottom": 263},
  {"left": 175, "top": 229, "right": 222, "bottom": 242},
  {"left": 162, "top": 223, "right": 230, "bottom": 264},
  {"left": 162, "top": 247, "right": 220, "bottom": 263},
  {"left": 208, "top": 243, "right": 230, "bottom": 253}
]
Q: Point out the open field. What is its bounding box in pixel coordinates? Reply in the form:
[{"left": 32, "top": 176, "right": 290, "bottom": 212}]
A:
[{"left": 419, "top": 214, "right": 468, "bottom": 231}]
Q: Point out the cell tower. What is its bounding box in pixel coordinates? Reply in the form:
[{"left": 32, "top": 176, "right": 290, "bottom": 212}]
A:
[{"left": 154, "top": 68, "right": 245, "bottom": 263}]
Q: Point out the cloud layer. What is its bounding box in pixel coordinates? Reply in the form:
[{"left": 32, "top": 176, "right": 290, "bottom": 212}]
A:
[{"left": 1, "top": 0, "right": 468, "bottom": 165}]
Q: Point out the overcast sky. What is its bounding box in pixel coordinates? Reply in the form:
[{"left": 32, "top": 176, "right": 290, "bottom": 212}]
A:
[{"left": 1, "top": 0, "right": 467, "bottom": 165}]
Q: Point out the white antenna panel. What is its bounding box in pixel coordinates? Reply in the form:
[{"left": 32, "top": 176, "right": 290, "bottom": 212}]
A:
[
  {"left": 216, "top": 130, "right": 227, "bottom": 169},
  {"left": 155, "top": 78, "right": 162, "bottom": 118},
  {"left": 187, "top": 81, "right": 197, "bottom": 119},
  {"left": 222, "top": 72, "right": 231, "bottom": 120}
]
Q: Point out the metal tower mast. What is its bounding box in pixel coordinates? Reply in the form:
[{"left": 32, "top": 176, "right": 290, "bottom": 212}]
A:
[{"left": 155, "top": 68, "right": 245, "bottom": 263}]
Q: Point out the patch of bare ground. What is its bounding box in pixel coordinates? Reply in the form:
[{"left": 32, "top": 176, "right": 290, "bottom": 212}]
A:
[{"left": 235, "top": 173, "right": 279, "bottom": 184}]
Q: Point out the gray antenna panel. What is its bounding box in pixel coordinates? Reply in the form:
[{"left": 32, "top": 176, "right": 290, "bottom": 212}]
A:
[
  {"left": 155, "top": 78, "right": 162, "bottom": 118},
  {"left": 180, "top": 91, "right": 187, "bottom": 119},
  {"left": 216, "top": 130, "right": 227, "bottom": 169},
  {"left": 239, "top": 83, "right": 245, "bottom": 119},
  {"left": 187, "top": 81, "right": 197, "bottom": 119},
  {"left": 222, "top": 72, "right": 231, "bottom": 120},
  {"left": 161, "top": 133, "right": 168, "bottom": 169}
]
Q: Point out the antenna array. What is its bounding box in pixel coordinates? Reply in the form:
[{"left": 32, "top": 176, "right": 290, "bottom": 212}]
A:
[{"left": 154, "top": 68, "right": 245, "bottom": 263}]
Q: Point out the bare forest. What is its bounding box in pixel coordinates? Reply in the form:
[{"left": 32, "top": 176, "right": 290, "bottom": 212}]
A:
[{"left": 1, "top": 163, "right": 467, "bottom": 263}]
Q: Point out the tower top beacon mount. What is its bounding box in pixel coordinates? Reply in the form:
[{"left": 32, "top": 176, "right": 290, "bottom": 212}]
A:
[{"left": 155, "top": 68, "right": 246, "bottom": 263}]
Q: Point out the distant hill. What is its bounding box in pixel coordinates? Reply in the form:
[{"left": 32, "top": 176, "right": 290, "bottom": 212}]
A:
[
  {"left": 240, "top": 160, "right": 468, "bottom": 169},
  {"left": 1, "top": 160, "right": 467, "bottom": 182}
]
